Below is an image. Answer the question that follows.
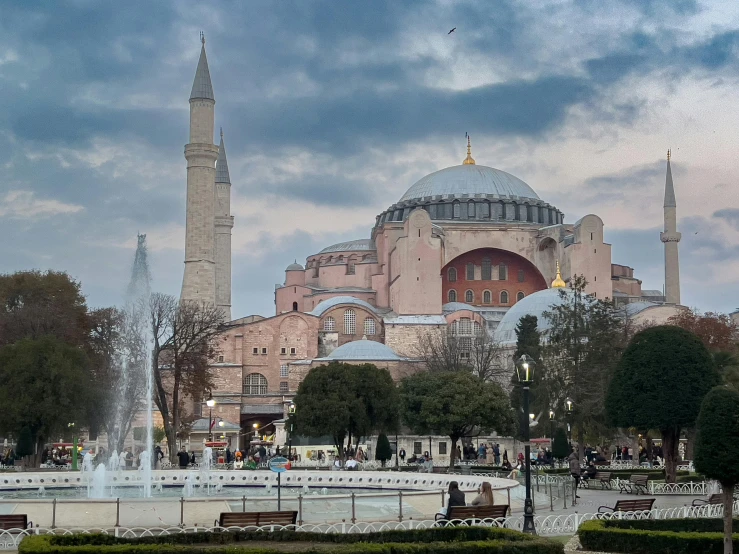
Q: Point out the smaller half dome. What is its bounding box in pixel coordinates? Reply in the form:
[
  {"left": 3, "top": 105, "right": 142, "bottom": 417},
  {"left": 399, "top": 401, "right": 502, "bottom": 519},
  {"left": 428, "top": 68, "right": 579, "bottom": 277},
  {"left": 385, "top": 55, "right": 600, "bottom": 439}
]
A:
[
  {"left": 286, "top": 262, "right": 304, "bottom": 271},
  {"left": 325, "top": 338, "right": 402, "bottom": 361}
]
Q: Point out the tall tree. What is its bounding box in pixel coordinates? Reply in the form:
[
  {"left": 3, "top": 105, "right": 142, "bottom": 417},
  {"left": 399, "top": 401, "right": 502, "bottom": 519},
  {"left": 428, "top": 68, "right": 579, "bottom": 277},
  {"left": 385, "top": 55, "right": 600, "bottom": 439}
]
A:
[
  {"left": 0, "top": 270, "right": 90, "bottom": 348},
  {"left": 414, "top": 324, "right": 507, "bottom": 382},
  {"left": 509, "top": 315, "right": 544, "bottom": 439},
  {"left": 541, "top": 275, "right": 627, "bottom": 459},
  {"left": 0, "top": 337, "right": 99, "bottom": 463},
  {"left": 668, "top": 309, "right": 737, "bottom": 352},
  {"left": 400, "top": 371, "right": 514, "bottom": 468},
  {"left": 694, "top": 386, "right": 739, "bottom": 554},
  {"left": 150, "top": 294, "right": 225, "bottom": 461},
  {"left": 606, "top": 325, "right": 719, "bottom": 483},
  {"left": 292, "top": 362, "right": 399, "bottom": 456},
  {"left": 375, "top": 434, "right": 392, "bottom": 467},
  {"left": 551, "top": 426, "right": 569, "bottom": 461}
]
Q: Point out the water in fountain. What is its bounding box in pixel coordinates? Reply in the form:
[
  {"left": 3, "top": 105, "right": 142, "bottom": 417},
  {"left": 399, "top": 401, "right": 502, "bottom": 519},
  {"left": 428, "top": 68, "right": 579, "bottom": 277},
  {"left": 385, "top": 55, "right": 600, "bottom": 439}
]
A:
[
  {"left": 183, "top": 474, "right": 195, "bottom": 498},
  {"left": 90, "top": 465, "right": 108, "bottom": 499},
  {"left": 107, "top": 451, "right": 120, "bottom": 472},
  {"left": 200, "top": 447, "right": 213, "bottom": 494}
]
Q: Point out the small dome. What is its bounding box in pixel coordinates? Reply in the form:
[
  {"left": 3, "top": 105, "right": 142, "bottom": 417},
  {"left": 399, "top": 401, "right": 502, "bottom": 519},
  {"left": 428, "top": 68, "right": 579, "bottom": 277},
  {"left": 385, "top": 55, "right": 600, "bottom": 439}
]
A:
[
  {"left": 325, "top": 338, "right": 402, "bottom": 361},
  {"left": 319, "top": 239, "right": 376, "bottom": 254},
  {"left": 494, "top": 288, "right": 596, "bottom": 345},
  {"left": 286, "top": 262, "right": 304, "bottom": 271},
  {"left": 399, "top": 164, "right": 540, "bottom": 204}
]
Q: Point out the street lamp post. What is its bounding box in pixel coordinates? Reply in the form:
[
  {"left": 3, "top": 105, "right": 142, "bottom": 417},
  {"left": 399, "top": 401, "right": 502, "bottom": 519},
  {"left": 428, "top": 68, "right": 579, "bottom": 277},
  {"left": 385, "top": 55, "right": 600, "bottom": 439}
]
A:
[
  {"left": 565, "top": 398, "right": 574, "bottom": 450},
  {"left": 67, "top": 423, "right": 77, "bottom": 471},
  {"left": 548, "top": 410, "right": 555, "bottom": 441},
  {"left": 288, "top": 403, "right": 296, "bottom": 461},
  {"left": 516, "top": 354, "right": 536, "bottom": 535},
  {"left": 253, "top": 422, "right": 259, "bottom": 441},
  {"left": 206, "top": 393, "right": 216, "bottom": 442}
]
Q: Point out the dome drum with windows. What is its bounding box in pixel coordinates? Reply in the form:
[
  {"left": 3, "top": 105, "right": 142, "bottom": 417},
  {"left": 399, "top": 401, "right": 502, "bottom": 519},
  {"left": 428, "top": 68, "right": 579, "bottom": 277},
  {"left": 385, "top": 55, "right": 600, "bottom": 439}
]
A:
[{"left": 375, "top": 138, "right": 563, "bottom": 227}]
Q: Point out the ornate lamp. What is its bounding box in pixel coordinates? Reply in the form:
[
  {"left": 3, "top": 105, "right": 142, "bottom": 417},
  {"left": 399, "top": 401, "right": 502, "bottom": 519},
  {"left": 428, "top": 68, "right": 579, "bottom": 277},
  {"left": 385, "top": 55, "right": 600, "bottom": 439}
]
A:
[{"left": 515, "top": 354, "right": 537, "bottom": 535}]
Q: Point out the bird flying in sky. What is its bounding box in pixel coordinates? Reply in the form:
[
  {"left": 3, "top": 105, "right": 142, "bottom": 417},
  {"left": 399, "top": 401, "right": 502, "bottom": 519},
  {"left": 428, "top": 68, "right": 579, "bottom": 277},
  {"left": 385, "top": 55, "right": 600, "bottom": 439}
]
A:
[{"left": 448, "top": 27, "right": 456, "bottom": 34}]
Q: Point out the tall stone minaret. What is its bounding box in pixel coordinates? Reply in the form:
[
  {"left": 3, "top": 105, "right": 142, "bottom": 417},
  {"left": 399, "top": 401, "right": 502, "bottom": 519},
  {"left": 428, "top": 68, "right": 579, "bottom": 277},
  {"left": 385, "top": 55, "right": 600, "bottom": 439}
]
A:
[
  {"left": 215, "top": 128, "right": 234, "bottom": 320},
  {"left": 181, "top": 34, "right": 218, "bottom": 305},
  {"left": 660, "top": 149, "right": 681, "bottom": 304}
]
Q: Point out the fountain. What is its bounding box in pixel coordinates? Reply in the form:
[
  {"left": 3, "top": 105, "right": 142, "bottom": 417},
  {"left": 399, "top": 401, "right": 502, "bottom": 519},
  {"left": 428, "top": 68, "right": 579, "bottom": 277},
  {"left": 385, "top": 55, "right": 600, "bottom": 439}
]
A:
[
  {"left": 89, "top": 465, "right": 108, "bottom": 499},
  {"left": 107, "top": 451, "right": 120, "bottom": 472}
]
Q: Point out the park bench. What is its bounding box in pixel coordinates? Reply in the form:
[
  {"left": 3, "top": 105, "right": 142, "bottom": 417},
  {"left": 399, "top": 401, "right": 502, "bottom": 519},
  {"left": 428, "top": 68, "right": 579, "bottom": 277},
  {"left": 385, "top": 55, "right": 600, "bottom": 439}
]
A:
[
  {"left": 582, "top": 472, "right": 612, "bottom": 490},
  {"left": 598, "top": 498, "right": 655, "bottom": 514},
  {"left": 618, "top": 474, "right": 649, "bottom": 495},
  {"left": 0, "top": 515, "right": 31, "bottom": 530},
  {"left": 435, "top": 504, "right": 509, "bottom": 522},
  {"left": 216, "top": 511, "right": 298, "bottom": 528},
  {"left": 692, "top": 493, "right": 724, "bottom": 506}
]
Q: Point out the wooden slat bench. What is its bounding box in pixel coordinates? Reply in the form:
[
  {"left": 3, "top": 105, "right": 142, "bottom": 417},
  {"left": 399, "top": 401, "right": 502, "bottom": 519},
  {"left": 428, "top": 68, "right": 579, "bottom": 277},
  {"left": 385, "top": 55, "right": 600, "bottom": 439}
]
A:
[
  {"left": 598, "top": 498, "right": 655, "bottom": 514},
  {"left": 618, "top": 474, "right": 649, "bottom": 495},
  {"left": 0, "top": 514, "right": 31, "bottom": 530},
  {"left": 692, "top": 493, "right": 723, "bottom": 506},
  {"left": 582, "top": 472, "right": 612, "bottom": 490},
  {"left": 435, "top": 504, "right": 509, "bottom": 522},
  {"left": 217, "top": 511, "right": 298, "bottom": 528}
]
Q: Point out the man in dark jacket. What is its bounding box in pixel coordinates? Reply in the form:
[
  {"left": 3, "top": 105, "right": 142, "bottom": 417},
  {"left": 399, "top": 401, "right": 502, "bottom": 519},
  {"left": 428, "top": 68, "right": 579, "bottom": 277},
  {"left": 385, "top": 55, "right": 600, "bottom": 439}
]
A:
[{"left": 177, "top": 448, "right": 190, "bottom": 469}]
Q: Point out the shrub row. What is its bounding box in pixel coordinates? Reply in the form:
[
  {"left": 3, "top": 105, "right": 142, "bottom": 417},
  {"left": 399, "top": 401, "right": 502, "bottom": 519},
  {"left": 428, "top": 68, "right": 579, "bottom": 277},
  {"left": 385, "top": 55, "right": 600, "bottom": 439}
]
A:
[
  {"left": 602, "top": 517, "right": 739, "bottom": 533},
  {"left": 19, "top": 527, "right": 564, "bottom": 554},
  {"left": 578, "top": 519, "right": 739, "bottom": 554}
]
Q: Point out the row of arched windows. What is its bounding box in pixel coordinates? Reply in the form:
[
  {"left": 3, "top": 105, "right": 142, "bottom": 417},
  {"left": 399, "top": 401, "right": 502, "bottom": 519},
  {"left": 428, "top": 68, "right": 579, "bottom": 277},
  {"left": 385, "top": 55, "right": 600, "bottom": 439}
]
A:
[
  {"left": 447, "top": 260, "right": 510, "bottom": 282},
  {"left": 448, "top": 289, "right": 524, "bottom": 305},
  {"left": 322, "top": 310, "right": 377, "bottom": 335},
  {"left": 378, "top": 201, "right": 562, "bottom": 226}
]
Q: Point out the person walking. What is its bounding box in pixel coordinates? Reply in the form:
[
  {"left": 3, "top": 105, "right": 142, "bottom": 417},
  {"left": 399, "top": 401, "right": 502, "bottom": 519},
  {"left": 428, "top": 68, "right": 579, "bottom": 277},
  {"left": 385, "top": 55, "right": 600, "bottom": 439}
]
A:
[
  {"left": 399, "top": 448, "right": 406, "bottom": 464},
  {"left": 568, "top": 451, "right": 581, "bottom": 499}
]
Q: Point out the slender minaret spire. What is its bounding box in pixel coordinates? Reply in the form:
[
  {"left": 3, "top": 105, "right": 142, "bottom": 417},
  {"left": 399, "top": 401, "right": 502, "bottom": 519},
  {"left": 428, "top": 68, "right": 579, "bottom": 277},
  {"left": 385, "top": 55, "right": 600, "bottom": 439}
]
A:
[
  {"left": 660, "top": 149, "right": 681, "bottom": 304},
  {"left": 214, "top": 128, "right": 234, "bottom": 320},
  {"left": 181, "top": 34, "right": 219, "bottom": 305}
]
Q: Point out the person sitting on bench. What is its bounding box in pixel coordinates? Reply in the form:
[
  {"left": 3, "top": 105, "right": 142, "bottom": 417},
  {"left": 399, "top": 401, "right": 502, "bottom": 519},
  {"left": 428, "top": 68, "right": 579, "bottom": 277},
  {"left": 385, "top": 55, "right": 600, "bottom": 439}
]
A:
[
  {"left": 583, "top": 461, "right": 598, "bottom": 480},
  {"left": 470, "top": 482, "right": 495, "bottom": 506},
  {"left": 437, "top": 481, "right": 466, "bottom": 518}
]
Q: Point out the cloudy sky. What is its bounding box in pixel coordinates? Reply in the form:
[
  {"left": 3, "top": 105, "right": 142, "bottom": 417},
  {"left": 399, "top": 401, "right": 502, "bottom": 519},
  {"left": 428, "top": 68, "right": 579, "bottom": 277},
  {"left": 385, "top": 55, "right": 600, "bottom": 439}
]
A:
[{"left": 1, "top": 0, "right": 738, "bottom": 317}]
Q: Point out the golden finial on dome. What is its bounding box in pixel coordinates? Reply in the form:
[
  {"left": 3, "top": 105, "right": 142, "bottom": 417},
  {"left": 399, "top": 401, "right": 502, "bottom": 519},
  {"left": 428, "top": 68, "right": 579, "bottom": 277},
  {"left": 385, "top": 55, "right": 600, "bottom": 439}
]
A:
[
  {"left": 551, "top": 261, "right": 566, "bottom": 288},
  {"left": 667, "top": 148, "right": 671, "bottom": 162},
  {"left": 462, "top": 135, "right": 476, "bottom": 165}
]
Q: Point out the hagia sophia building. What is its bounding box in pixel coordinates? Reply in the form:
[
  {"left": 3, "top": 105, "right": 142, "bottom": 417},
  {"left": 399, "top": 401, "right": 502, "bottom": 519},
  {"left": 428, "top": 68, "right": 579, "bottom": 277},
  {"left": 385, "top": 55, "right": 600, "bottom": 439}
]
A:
[{"left": 179, "top": 39, "right": 684, "bottom": 449}]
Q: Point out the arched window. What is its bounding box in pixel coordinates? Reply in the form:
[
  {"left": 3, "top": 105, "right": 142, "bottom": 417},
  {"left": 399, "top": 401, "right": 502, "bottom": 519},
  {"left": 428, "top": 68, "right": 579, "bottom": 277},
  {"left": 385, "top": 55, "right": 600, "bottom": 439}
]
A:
[
  {"left": 499, "top": 263, "right": 508, "bottom": 280},
  {"left": 453, "top": 201, "right": 461, "bottom": 219},
  {"left": 448, "top": 267, "right": 457, "bottom": 282},
  {"left": 517, "top": 291, "right": 525, "bottom": 302},
  {"left": 465, "top": 290, "right": 474, "bottom": 303},
  {"left": 466, "top": 262, "right": 475, "bottom": 280},
  {"left": 364, "top": 318, "right": 376, "bottom": 336},
  {"left": 344, "top": 309, "right": 356, "bottom": 334},
  {"left": 500, "top": 291, "right": 509, "bottom": 304},
  {"left": 467, "top": 202, "right": 475, "bottom": 218},
  {"left": 448, "top": 289, "right": 457, "bottom": 303},
  {"left": 481, "top": 258, "right": 492, "bottom": 280},
  {"left": 323, "top": 317, "right": 335, "bottom": 331},
  {"left": 459, "top": 318, "right": 472, "bottom": 335},
  {"left": 243, "top": 373, "right": 268, "bottom": 395},
  {"left": 292, "top": 301, "right": 298, "bottom": 311},
  {"left": 483, "top": 290, "right": 492, "bottom": 304}
]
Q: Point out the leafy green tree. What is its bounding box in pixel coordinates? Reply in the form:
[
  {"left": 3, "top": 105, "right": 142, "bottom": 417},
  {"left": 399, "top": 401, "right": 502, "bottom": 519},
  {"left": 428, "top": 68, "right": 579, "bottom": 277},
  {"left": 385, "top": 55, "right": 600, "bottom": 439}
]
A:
[
  {"left": 541, "top": 275, "right": 627, "bottom": 459},
  {"left": 552, "top": 426, "right": 569, "bottom": 461},
  {"left": 0, "top": 337, "right": 99, "bottom": 464},
  {"left": 509, "top": 315, "right": 544, "bottom": 439},
  {"left": 694, "top": 386, "right": 739, "bottom": 553},
  {"left": 606, "top": 326, "right": 719, "bottom": 483},
  {"left": 400, "top": 371, "right": 514, "bottom": 468},
  {"left": 375, "top": 433, "right": 392, "bottom": 467},
  {"left": 0, "top": 270, "right": 90, "bottom": 348},
  {"left": 293, "top": 362, "right": 399, "bottom": 457}
]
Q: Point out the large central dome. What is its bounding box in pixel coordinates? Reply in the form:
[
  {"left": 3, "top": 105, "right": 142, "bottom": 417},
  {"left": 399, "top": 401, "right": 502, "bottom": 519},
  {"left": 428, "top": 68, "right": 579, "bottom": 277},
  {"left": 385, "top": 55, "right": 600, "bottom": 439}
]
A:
[{"left": 399, "top": 164, "right": 540, "bottom": 203}]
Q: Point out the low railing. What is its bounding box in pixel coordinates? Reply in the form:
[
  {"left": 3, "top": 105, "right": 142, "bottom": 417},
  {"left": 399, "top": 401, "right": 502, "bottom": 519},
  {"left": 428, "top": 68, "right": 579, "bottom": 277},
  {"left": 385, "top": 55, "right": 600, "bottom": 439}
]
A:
[{"left": 0, "top": 500, "right": 736, "bottom": 549}]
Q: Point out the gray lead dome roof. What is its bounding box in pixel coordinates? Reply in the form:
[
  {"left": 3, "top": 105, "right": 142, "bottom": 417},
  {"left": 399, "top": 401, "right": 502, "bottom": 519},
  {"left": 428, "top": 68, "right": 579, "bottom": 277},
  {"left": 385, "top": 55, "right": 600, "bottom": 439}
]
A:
[{"left": 399, "top": 164, "right": 540, "bottom": 203}]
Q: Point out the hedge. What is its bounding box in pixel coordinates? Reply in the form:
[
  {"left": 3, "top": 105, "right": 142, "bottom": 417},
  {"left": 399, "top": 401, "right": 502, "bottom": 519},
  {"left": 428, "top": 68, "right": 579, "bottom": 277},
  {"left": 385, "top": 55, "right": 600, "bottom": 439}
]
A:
[
  {"left": 19, "top": 527, "right": 564, "bottom": 554},
  {"left": 578, "top": 519, "right": 739, "bottom": 554},
  {"left": 602, "top": 518, "right": 739, "bottom": 533}
]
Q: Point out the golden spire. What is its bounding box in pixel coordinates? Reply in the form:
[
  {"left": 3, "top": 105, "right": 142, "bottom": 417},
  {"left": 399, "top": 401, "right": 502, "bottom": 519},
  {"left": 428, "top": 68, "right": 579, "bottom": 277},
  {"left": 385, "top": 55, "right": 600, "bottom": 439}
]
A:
[
  {"left": 667, "top": 148, "right": 671, "bottom": 162},
  {"left": 551, "top": 261, "right": 566, "bottom": 288},
  {"left": 462, "top": 135, "right": 476, "bottom": 165}
]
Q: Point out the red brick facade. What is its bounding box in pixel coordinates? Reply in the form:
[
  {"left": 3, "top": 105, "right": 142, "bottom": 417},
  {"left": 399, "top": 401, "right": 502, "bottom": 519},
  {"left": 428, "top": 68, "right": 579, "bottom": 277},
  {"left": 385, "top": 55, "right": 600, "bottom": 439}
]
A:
[{"left": 442, "top": 248, "right": 547, "bottom": 307}]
